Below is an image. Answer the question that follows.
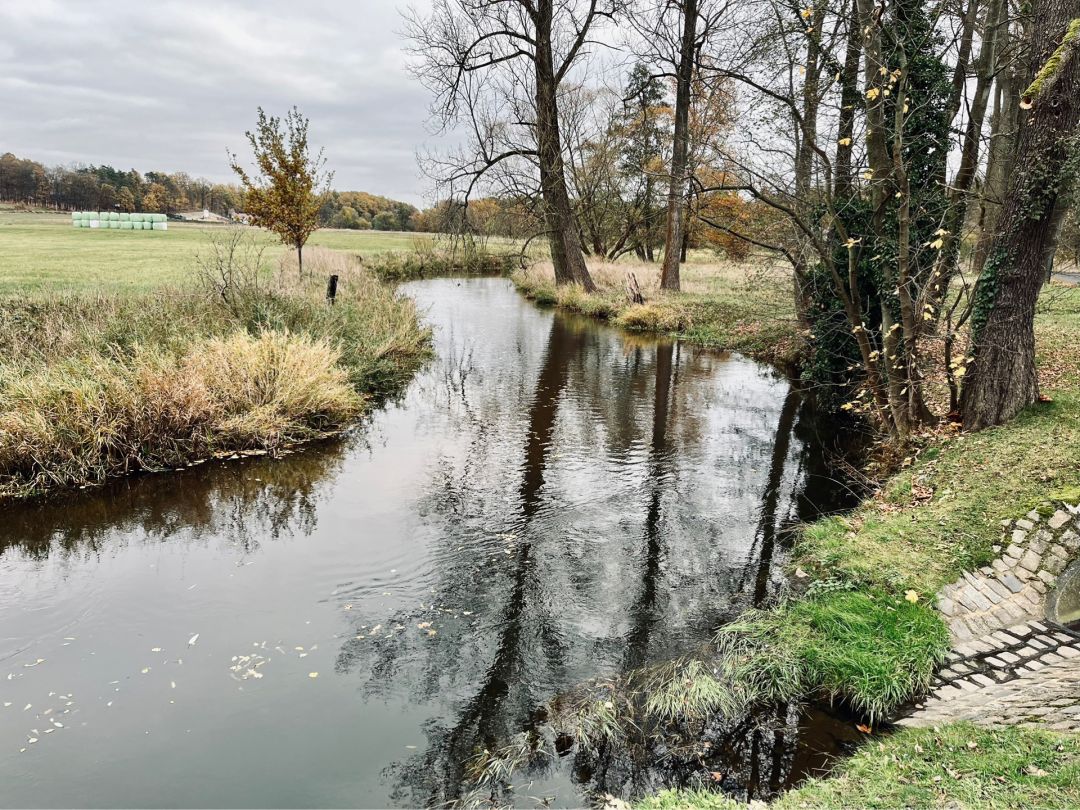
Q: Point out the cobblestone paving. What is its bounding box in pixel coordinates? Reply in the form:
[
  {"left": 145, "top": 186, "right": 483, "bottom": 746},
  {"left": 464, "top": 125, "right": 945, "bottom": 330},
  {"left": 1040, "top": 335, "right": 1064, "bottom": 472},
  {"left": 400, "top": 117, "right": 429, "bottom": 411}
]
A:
[
  {"left": 937, "top": 507, "right": 1080, "bottom": 642},
  {"left": 897, "top": 503, "right": 1080, "bottom": 731},
  {"left": 897, "top": 620, "right": 1080, "bottom": 729}
]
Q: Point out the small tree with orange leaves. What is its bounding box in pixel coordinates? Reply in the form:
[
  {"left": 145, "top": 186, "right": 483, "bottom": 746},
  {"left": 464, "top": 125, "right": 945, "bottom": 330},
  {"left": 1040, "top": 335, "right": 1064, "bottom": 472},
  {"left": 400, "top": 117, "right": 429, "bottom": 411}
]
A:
[{"left": 230, "top": 107, "right": 332, "bottom": 277}]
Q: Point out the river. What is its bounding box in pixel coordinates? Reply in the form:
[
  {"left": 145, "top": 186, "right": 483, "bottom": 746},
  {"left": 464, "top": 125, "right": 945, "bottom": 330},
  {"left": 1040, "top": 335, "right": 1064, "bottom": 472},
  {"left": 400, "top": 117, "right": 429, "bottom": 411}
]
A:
[{"left": 0, "top": 277, "right": 859, "bottom": 808}]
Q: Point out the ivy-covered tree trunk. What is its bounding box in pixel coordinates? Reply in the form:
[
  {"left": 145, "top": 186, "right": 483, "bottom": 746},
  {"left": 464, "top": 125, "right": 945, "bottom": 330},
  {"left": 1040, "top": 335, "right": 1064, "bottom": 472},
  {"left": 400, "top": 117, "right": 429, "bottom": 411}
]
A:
[{"left": 962, "top": 7, "right": 1080, "bottom": 431}]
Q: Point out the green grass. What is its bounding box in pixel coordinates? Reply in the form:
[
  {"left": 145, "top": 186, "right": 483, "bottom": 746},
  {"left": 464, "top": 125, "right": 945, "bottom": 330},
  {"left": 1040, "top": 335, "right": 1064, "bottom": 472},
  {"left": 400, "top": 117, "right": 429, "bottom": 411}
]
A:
[
  {"left": 797, "top": 391, "right": 1080, "bottom": 596},
  {"left": 716, "top": 590, "right": 949, "bottom": 722},
  {"left": 0, "top": 209, "right": 476, "bottom": 292},
  {"left": 638, "top": 724, "right": 1080, "bottom": 810}
]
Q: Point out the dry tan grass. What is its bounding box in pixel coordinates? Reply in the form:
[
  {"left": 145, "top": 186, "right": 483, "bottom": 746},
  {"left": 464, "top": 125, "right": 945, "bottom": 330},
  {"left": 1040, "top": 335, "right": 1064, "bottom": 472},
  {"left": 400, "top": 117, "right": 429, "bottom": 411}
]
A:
[
  {"left": 0, "top": 331, "right": 362, "bottom": 498},
  {"left": 523, "top": 256, "right": 787, "bottom": 297}
]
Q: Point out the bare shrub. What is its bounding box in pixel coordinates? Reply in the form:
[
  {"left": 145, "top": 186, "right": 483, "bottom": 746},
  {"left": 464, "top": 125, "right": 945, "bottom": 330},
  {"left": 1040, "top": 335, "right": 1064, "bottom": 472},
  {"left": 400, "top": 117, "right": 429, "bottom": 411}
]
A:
[{"left": 194, "top": 227, "right": 269, "bottom": 315}]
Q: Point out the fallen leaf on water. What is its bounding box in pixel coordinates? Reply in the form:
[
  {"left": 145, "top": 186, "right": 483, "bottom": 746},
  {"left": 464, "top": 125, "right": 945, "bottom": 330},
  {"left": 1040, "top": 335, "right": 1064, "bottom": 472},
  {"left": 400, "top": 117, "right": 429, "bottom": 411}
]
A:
[
  {"left": 188, "top": 634, "right": 200, "bottom": 647},
  {"left": 308, "top": 672, "right": 319, "bottom": 679},
  {"left": 151, "top": 647, "right": 162, "bottom": 653}
]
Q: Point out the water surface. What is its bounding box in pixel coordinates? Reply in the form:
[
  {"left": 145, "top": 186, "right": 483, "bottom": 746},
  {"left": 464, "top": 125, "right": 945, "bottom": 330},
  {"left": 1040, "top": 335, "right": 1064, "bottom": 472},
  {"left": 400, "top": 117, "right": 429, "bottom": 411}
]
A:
[{"left": 0, "top": 278, "right": 855, "bottom": 807}]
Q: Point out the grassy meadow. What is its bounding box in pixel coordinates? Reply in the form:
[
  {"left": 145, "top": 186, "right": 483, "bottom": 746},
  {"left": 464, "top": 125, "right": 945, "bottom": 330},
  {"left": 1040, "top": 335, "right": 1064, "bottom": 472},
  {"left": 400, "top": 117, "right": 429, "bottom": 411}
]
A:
[{"left": 0, "top": 209, "right": 447, "bottom": 292}]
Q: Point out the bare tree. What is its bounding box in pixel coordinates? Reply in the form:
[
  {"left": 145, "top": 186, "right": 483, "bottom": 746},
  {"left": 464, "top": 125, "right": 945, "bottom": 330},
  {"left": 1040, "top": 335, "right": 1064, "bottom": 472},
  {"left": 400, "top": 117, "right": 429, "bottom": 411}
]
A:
[
  {"left": 629, "top": 0, "right": 731, "bottom": 290},
  {"left": 405, "top": 0, "right": 627, "bottom": 291}
]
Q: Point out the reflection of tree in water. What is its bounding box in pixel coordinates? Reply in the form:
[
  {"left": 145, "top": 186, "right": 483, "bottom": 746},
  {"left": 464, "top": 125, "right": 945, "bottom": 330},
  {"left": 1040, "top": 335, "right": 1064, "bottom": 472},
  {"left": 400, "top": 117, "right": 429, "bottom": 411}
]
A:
[
  {"left": 335, "top": 311, "right": 856, "bottom": 807},
  {"left": 0, "top": 441, "right": 347, "bottom": 562},
  {"left": 335, "top": 314, "right": 582, "bottom": 806}
]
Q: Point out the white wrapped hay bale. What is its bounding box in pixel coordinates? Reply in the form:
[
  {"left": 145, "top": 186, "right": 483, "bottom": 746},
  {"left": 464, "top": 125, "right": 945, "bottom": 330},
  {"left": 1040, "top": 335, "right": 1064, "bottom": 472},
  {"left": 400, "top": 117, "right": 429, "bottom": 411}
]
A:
[
  {"left": 152, "top": 221, "right": 168, "bottom": 231},
  {"left": 120, "top": 221, "right": 132, "bottom": 230},
  {"left": 119, "top": 213, "right": 130, "bottom": 222},
  {"left": 89, "top": 219, "right": 100, "bottom": 228},
  {"left": 131, "top": 213, "right": 143, "bottom": 223}
]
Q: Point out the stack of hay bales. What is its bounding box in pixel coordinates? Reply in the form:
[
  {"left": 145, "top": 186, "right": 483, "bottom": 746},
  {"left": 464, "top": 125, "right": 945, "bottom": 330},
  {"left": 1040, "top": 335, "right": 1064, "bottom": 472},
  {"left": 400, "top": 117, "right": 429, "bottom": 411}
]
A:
[{"left": 71, "top": 212, "right": 168, "bottom": 231}]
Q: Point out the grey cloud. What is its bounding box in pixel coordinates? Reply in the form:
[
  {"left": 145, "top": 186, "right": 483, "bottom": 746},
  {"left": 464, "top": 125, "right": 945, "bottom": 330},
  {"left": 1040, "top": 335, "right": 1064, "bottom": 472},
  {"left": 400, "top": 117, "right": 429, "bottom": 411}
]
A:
[{"left": 0, "top": 0, "right": 437, "bottom": 204}]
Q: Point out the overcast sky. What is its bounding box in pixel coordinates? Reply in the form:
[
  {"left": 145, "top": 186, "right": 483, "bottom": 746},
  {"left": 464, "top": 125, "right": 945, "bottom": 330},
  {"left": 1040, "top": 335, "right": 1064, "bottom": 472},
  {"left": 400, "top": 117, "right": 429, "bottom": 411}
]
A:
[{"left": 0, "top": 0, "right": 437, "bottom": 204}]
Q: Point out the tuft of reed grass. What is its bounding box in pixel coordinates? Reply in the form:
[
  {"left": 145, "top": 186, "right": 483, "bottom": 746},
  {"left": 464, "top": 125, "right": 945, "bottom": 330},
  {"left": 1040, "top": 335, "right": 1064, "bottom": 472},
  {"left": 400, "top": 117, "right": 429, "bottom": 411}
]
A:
[
  {"left": 640, "top": 658, "right": 745, "bottom": 725},
  {"left": 0, "top": 331, "right": 362, "bottom": 498}
]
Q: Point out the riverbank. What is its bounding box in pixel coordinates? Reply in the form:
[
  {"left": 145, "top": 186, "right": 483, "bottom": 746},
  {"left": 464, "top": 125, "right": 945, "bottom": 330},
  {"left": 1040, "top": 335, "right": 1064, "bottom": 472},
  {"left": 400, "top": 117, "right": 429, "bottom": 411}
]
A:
[
  {"left": 637, "top": 723, "right": 1080, "bottom": 809},
  {"left": 0, "top": 249, "right": 431, "bottom": 499},
  {"left": 512, "top": 260, "right": 803, "bottom": 369}
]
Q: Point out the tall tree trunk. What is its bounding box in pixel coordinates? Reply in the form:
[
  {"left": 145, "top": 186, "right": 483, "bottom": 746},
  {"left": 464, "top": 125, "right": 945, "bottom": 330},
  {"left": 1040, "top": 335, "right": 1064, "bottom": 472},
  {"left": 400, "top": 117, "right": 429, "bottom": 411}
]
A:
[
  {"left": 535, "top": 1, "right": 596, "bottom": 291},
  {"left": 793, "top": 4, "right": 824, "bottom": 326},
  {"left": 930, "top": 0, "right": 1005, "bottom": 302},
  {"left": 962, "top": 8, "right": 1080, "bottom": 430},
  {"left": 971, "top": 9, "right": 1027, "bottom": 275},
  {"left": 660, "top": 0, "right": 698, "bottom": 292},
  {"left": 833, "top": 0, "right": 861, "bottom": 199}
]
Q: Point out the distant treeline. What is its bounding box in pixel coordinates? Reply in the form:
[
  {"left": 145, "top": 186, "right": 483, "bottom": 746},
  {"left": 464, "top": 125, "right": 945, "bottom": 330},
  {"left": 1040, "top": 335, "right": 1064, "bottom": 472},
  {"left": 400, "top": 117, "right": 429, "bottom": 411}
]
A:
[
  {"left": 0, "top": 151, "right": 432, "bottom": 232},
  {"left": 0, "top": 152, "right": 244, "bottom": 217}
]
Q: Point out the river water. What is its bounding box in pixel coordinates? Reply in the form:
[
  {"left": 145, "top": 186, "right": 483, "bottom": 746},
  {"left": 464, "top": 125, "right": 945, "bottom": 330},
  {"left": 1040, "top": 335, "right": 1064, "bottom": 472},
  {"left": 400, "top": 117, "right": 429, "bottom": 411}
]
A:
[{"left": 0, "top": 278, "right": 859, "bottom": 808}]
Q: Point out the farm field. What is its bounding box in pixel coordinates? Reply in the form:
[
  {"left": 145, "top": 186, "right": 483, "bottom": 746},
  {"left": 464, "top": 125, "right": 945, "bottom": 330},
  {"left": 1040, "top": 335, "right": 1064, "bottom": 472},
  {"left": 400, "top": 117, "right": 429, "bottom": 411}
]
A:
[{"left": 0, "top": 209, "right": 456, "bottom": 292}]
